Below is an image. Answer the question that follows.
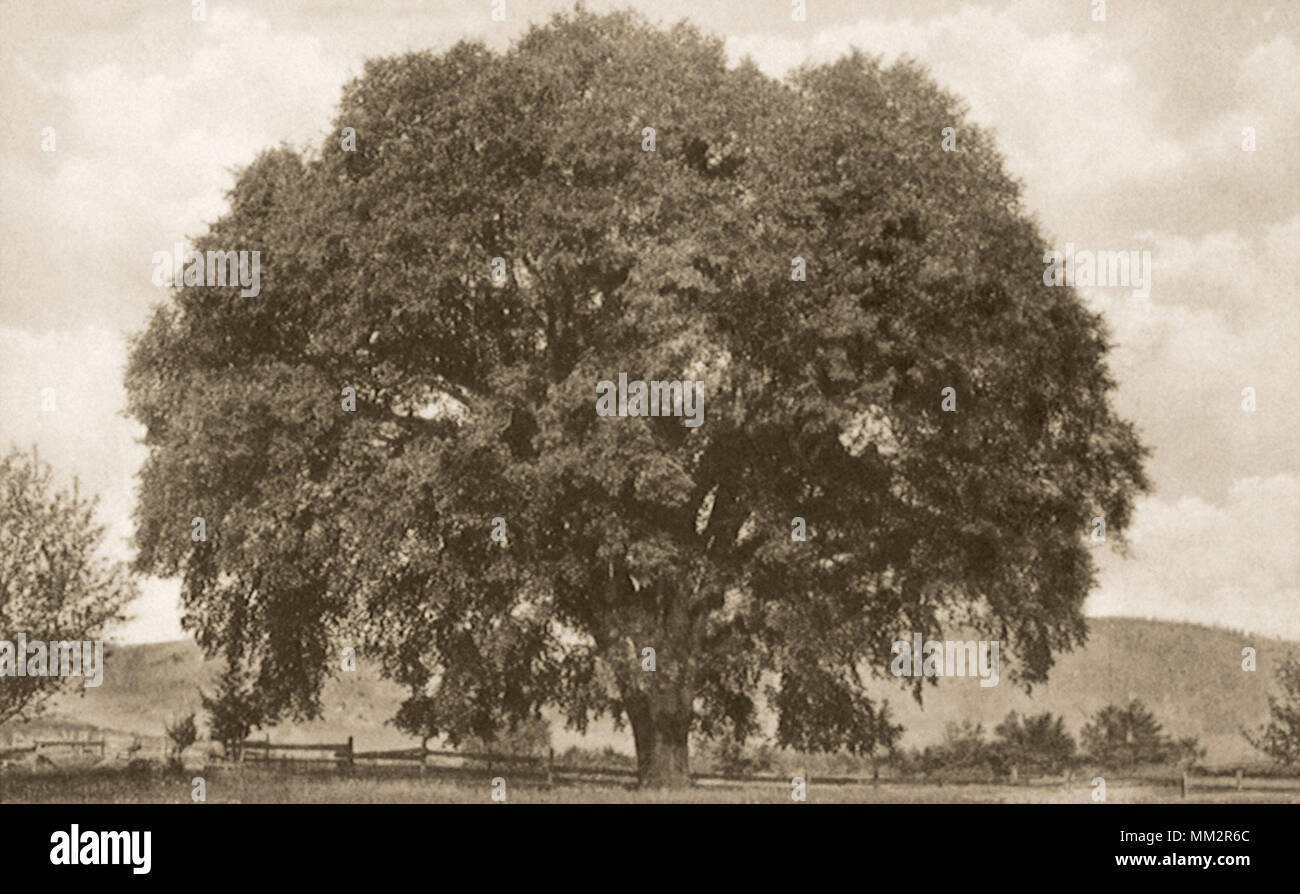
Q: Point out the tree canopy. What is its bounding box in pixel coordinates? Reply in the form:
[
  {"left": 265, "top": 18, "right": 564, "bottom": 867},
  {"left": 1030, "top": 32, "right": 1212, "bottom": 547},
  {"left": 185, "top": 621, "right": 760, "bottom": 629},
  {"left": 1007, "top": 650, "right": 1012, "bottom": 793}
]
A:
[
  {"left": 0, "top": 448, "right": 134, "bottom": 725},
  {"left": 126, "top": 9, "right": 1147, "bottom": 786},
  {"left": 1246, "top": 655, "right": 1300, "bottom": 765},
  {"left": 1081, "top": 700, "right": 1201, "bottom": 768}
]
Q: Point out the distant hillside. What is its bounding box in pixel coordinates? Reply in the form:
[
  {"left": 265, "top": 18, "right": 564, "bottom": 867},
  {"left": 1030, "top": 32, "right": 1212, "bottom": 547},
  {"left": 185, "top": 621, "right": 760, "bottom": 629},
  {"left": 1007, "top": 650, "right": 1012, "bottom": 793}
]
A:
[
  {"left": 5, "top": 640, "right": 413, "bottom": 754},
  {"left": 5, "top": 617, "right": 1295, "bottom": 765},
  {"left": 858, "top": 617, "right": 1297, "bottom": 765}
]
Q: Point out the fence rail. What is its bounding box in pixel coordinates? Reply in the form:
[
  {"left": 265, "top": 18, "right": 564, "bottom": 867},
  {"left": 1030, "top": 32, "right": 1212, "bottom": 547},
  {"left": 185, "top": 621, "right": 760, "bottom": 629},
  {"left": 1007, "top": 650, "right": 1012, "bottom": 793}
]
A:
[
  {"left": 0, "top": 737, "right": 106, "bottom": 760},
  {"left": 235, "top": 737, "right": 632, "bottom": 783},
  {"left": 3, "top": 732, "right": 1290, "bottom": 796},
  {"left": 241, "top": 736, "right": 353, "bottom": 765},
  {"left": 199, "top": 736, "right": 1300, "bottom": 796},
  {"left": 224, "top": 739, "right": 962, "bottom": 786}
]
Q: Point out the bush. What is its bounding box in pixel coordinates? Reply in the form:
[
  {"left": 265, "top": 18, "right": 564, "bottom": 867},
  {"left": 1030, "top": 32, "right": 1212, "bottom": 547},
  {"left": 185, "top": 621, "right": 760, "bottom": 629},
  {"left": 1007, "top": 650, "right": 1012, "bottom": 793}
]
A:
[
  {"left": 164, "top": 712, "right": 198, "bottom": 769},
  {"left": 200, "top": 662, "right": 264, "bottom": 761},
  {"left": 993, "top": 711, "right": 1077, "bottom": 775},
  {"left": 557, "top": 745, "right": 637, "bottom": 770},
  {"left": 904, "top": 720, "right": 1002, "bottom": 780},
  {"left": 1246, "top": 655, "right": 1300, "bottom": 766},
  {"left": 458, "top": 715, "right": 551, "bottom": 758},
  {"left": 695, "top": 733, "right": 777, "bottom": 777},
  {"left": 125, "top": 757, "right": 158, "bottom": 777},
  {"left": 1081, "top": 700, "right": 1201, "bottom": 769}
]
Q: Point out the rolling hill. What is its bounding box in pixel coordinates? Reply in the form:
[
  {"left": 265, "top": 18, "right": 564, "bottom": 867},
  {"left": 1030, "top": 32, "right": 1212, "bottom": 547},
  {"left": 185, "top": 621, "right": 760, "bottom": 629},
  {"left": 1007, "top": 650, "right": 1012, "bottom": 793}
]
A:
[{"left": 4, "top": 617, "right": 1295, "bottom": 765}]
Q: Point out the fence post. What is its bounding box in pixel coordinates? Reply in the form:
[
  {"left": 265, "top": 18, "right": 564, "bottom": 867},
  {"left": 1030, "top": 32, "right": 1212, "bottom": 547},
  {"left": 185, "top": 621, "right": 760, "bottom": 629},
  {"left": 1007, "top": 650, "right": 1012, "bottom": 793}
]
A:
[
  {"left": 1235, "top": 768, "right": 1243, "bottom": 791},
  {"left": 420, "top": 736, "right": 428, "bottom": 776},
  {"left": 546, "top": 747, "right": 554, "bottom": 788},
  {"left": 1180, "top": 770, "right": 1189, "bottom": 798},
  {"left": 346, "top": 736, "right": 354, "bottom": 770}
]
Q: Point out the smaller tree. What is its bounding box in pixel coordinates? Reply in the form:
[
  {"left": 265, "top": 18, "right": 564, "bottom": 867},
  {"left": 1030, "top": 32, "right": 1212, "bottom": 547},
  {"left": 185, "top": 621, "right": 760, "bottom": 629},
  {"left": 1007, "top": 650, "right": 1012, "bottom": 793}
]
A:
[
  {"left": 1081, "top": 700, "right": 1193, "bottom": 768},
  {"left": 1171, "top": 736, "right": 1207, "bottom": 769},
  {"left": 200, "top": 662, "right": 264, "bottom": 761},
  {"left": 866, "top": 700, "right": 904, "bottom": 780},
  {"left": 994, "top": 710, "right": 1077, "bottom": 775},
  {"left": 908, "top": 720, "right": 998, "bottom": 778},
  {"left": 164, "top": 712, "right": 197, "bottom": 769},
  {"left": 1245, "top": 655, "right": 1300, "bottom": 766},
  {"left": 0, "top": 448, "right": 134, "bottom": 725},
  {"left": 938, "top": 720, "right": 993, "bottom": 771}
]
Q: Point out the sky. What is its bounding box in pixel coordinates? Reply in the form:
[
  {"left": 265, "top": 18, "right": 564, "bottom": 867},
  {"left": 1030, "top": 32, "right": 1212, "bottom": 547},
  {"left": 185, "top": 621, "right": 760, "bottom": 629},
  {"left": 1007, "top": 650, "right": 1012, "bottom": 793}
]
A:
[{"left": 0, "top": 0, "right": 1296, "bottom": 642}]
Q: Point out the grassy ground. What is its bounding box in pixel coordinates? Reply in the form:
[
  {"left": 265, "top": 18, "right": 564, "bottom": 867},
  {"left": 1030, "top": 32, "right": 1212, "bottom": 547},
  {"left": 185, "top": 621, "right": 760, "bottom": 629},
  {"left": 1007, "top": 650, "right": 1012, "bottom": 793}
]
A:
[{"left": 4, "top": 764, "right": 1298, "bottom": 804}]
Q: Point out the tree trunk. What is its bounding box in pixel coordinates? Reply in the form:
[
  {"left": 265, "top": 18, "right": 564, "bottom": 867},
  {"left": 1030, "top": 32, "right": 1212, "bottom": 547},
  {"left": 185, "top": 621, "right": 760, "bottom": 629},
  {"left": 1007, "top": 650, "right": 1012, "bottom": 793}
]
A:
[
  {"left": 615, "top": 575, "right": 697, "bottom": 790},
  {"left": 628, "top": 693, "right": 692, "bottom": 789}
]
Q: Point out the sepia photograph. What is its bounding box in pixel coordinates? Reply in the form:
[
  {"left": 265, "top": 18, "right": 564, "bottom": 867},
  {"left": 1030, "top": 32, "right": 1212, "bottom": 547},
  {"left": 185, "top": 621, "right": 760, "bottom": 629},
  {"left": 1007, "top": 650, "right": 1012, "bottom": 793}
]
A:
[{"left": 1, "top": 0, "right": 1296, "bottom": 877}]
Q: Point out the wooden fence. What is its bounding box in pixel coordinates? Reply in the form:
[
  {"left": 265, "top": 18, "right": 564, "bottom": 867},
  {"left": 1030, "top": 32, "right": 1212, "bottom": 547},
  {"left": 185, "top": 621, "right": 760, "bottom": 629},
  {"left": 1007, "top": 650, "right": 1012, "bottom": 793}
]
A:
[
  {"left": 236, "top": 736, "right": 635, "bottom": 784},
  {"left": 0, "top": 731, "right": 1281, "bottom": 796},
  {"left": 0, "top": 737, "right": 106, "bottom": 760},
  {"left": 241, "top": 735, "right": 354, "bottom": 767},
  {"left": 224, "top": 737, "right": 1282, "bottom": 796},
  {"left": 227, "top": 738, "right": 962, "bottom": 787}
]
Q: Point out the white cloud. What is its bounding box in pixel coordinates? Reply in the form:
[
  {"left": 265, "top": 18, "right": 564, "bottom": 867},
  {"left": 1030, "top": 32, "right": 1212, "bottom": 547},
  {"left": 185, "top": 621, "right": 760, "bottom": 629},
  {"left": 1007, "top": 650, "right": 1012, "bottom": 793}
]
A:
[
  {"left": 0, "top": 325, "right": 183, "bottom": 643},
  {"left": 1, "top": 6, "right": 351, "bottom": 331},
  {"left": 1193, "top": 32, "right": 1300, "bottom": 159},
  {"left": 725, "top": 5, "right": 1188, "bottom": 225},
  {"left": 1239, "top": 32, "right": 1300, "bottom": 119},
  {"left": 1080, "top": 216, "right": 1300, "bottom": 498},
  {"left": 1091, "top": 476, "right": 1300, "bottom": 640}
]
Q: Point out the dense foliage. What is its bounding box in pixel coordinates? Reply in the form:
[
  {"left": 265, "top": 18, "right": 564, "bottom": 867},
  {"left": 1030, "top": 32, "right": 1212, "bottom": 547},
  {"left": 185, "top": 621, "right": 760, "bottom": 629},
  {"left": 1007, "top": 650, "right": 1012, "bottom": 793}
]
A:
[
  {"left": 126, "top": 10, "right": 1147, "bottom": 785},
  {"left": 0, "top": 448, "right": 134, "bottom": 725}
]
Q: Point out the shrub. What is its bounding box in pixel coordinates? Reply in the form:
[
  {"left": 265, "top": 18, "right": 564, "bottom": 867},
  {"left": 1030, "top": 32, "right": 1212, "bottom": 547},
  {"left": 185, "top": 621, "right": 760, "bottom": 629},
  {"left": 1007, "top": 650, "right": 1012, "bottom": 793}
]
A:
[
  {"left": 1081, "top": 700, "right": 1201, "bottom": 769},
  {"left": 1245, "top": 655, "right": 1300, "bottom": 766},
  {"left": 993, "top": 711, "right": 1077, "bottom": 775},
  {"left": 904, "top": 720, "right": 1001, "bottom": 780},
  {"left": 557, "top": 745, "right": 637, "bottom": 771},
  {"left": 695, "top": 733, "right": 777, "bottom": 776},
  {"left": 200, "top": 662, "right": 264, "bottom": 761},
  {"left": 164, "top": 712, "right": 198, "bottom": 769},
  {"left": 458, "top": 715, "right": 551, "bottom": 758}
]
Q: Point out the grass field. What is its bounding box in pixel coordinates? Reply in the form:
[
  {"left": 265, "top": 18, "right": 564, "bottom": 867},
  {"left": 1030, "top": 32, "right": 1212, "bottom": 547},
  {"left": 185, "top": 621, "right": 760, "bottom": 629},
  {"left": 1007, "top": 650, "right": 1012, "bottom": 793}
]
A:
[{"left": 4, "top": 764, "right": 1298, "bottom": 804}]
